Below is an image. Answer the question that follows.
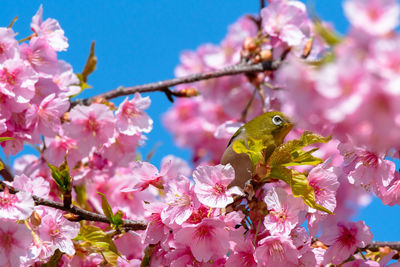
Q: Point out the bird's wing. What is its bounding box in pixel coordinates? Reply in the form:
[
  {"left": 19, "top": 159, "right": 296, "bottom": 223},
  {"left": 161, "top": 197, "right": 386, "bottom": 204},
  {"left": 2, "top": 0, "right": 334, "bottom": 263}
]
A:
[{"left": 226, "top": 126, "right": 245, "bottom": 147}]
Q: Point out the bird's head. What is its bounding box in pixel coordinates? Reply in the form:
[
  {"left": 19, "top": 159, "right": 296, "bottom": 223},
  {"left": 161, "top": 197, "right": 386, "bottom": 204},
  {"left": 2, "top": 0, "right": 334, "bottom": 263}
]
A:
[{"left": 245, "top": 111, "right": 294, "bottom": 145}]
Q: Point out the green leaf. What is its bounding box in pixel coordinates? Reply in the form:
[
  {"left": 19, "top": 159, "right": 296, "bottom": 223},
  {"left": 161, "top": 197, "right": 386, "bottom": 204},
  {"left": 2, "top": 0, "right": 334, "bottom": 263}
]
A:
[
  {"left": 313, "top": 19, "right": 342, "bottom": 46},
  {"left": 283, "top": 148, "right": 323, "bottom": 166},
  {"left": 42, "top": 249, "right": 63, "bottom": 267},
  {"left": 268, "top": 166, "right": 292, "bottom": 184},
  {"left": 291, "top": 171, "right": 333, "bottom": 214},
  {"left": 269, "top": 131, "right": 330, "bottom": 168},
  {"left": 232, "top": 137, "right": 266, "bottom": 165},
  {"left": 112, "top": 210, "right": 124, "bottom": 228},
  {"left": 98, "top": 193, "right": 124, "bottom": 229},
  {"left": 81, "top": 41, "right": 97, "bottom": 83},
  {"left": 74, "top": 225, "right": 120, "bottom": 266},
  {"left": 98, "top": 192, "right": 114, "bottom": 222},
  {"left": 0, "top": 137, "right": 14, "bottom": 142},
  {"left": 47, "top": 162, "right": 72, "bottom": 193},
  {"left": 298, "top": 131, "right": 332, "bottom": 147}
]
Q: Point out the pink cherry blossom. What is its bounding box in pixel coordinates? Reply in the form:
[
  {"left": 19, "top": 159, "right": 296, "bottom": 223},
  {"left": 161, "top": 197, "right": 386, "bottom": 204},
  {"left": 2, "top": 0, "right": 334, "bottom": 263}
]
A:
[
  {"left": 320, "top": 220, "right": 373, "bottom": 265},
  {"left": 160, "top": 155, "right": 191, "bottom": 180},
  {"left": 102, "top": 132, "right": 141, "bottom": 166},
  {"left": 12, "top": 174, "right": 50, "bottom": 198},
  {"left": 52, "top": 60, "right": 80, "bottom": 97},
  {"left": 161, "top": 176, "right": 199, "bottom": 226},
  {"left": 121, "top": 161, "right": 164, "bottom": 192},
  {"left": 255, "top": 235, "right": 299, "bottom": 267},
  {"left": 263, "top": 187, "right": 305, "bottom": 235},
  {"left": 341, "top": 259, "right": 380, "bottom": 267},
  {"left": 116, "top": 93, "right": 153, "bottom": 135},
  {"left": 0, "top": 187, "right": 34, "bottom": 220},
  {"left": 344, "top": 0, "right": 400, "bottom": 35},
  {"left": 20, "top": 37, "right": 58, "bottom": 75},
  {"left": 43, "top": 134, "right": 81, "bottom": 167},
  {"left": 0, "top": 58, "right": 38, "bottom": 103},
  {"left": 63, "top": 103, "right": 115, "bottom": 154},
  {"left": 175, "top": 218, "right": 229, "bottom": 262},
  {"left": 308, "top": 164, "right": 339, "bottom": 213},
  {"left": 0, "top": 219, "right": 32, "bottom": 267},
  {"left": 37, "top": 208, "right": 80, "bottom": 256},
  {"left": 261, "top": 1, "right": 310, "bottom": 46},
  {"left": 31, "top": 5, "right": 68, "bottom": 51},
  {"left": 25, "top": 93, "right": 70, "bottom": 137},
  {"left": 226, "top": 231, "right": 256, "bottom": 267},
  {"left": 114, "top": 231, "right": 145, "bottom": 261},
  {"left": 144, "top": 204, "right": 170, "bottom": 245},
  {"left": 339, "top": 142, "right": 396, "bottom": 190},
  {"left": 193, "top": 164, "right": 243, "bottom": 208},
  {"left": 0, "top": 27, "right": 18, "bottom": 62}
]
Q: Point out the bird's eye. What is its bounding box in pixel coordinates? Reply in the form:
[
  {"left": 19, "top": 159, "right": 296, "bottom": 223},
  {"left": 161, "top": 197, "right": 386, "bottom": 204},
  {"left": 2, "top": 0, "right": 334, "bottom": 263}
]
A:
[{"left": 272, "top": 115, "right": 283, "bottom": 126}]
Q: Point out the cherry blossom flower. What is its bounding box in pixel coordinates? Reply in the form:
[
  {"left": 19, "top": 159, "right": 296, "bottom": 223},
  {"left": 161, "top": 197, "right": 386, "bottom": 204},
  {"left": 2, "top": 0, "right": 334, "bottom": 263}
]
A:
[
  {"left": 11, "top": 174, "right": 50, "bottom": 198},
  {"left": 31, "top": 5, "right": 68, "bottom": 51},
  {"left": 263, "top": 187, "right": 305, "bottom": 235},
  {"left": 19, "top": 37, "right": 58, "bottom": 75},
  {"left": 63, "top": 103, "right": 115, "bottom": 154},
  {"left": 0, "top": 58, "right": 38, "bottom": 104},
  {"left": 308, "top": 164, "right": 339, "bottom": 214},
  {"left": 175, "top": 218, "right": 229, "bottom": 262},
  {"left": 121, "top": 161, "right": 164, "bottom": 192},
  {"left": 339, "top": 142, "right": 396, "bottom": 190},
  {"left": 25, "top": 93, "right": 70, "bottom": 137},
  {"left": 320, "top": 220, "right": 373, "bottom": 265},
  {"left": 161, "top": 176, "right": 199, "bottom": 226},
  {"left": 0, "top": 187, "right": 34, "bottom": 220},
  {"left": 43, "top": 134, "right": 81, "bottom": 167},
  {"left": 37, "top": 208, "right": 80, "bottom": 256},
  {"left": 0, "top": 27, "right": 18, "bottom": 62},
  {"left": 160, "top": 154, "right": 191, "bottom": 180},
  {"left": 255, "top": 235, "right": 299, "bottom": 267},
  {"left": 102, "top": 132, "right": 141, "bottom": 166},
  {"left": 226, "top": 231, "right": 257, "bottom": 267},
  {"left": 261, "top": 0, "right": 310, "bottom": 46},
  {"left": 193, "top": 164, "right": 243, "bottom": 208},
  {"left": 116, "top": 93, "right": 153, "bottom": 135},
  {"left": 0, "top": 220, "right": 32, "bottom": 266},
  {"left": 344, "top": 0, "right": 400, "bottom": 35},
  {"left": 143, "top": 204, "right": 170, "bottom": 245}
]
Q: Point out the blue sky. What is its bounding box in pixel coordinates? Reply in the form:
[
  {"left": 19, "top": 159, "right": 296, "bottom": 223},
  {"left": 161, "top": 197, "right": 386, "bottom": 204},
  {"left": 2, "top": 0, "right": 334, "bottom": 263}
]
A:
[{"left": 1, "top": 1, "right": 398, "bottom": 241}]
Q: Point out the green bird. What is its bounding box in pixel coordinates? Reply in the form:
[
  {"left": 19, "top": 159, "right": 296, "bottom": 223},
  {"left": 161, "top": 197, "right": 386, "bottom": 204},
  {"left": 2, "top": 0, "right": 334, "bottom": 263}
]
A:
[{"left": 221, "top": 111, "right": 294, "bottom": 188}]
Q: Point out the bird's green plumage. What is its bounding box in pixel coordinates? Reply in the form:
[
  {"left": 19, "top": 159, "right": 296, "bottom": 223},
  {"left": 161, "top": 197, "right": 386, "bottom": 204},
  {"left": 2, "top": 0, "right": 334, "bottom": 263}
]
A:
[{"left": 221, "top": 111, "right": 294, "bottom": 188}]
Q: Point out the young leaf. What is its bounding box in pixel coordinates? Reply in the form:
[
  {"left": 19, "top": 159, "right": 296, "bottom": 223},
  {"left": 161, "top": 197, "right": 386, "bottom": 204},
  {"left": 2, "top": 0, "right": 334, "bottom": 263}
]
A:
[
  {"left": 232, "top": 137, "right": 266, "bottom": 165},
  {"left": 290, "top": 171, "right": 333, "bottom": 214},
  {"left": 47, "top": 162, "right": 71, "bottom": 193},
  {"left": 74, "top": 225, "right": 120, "bottom": 266},
  {"left": 98, "top": 192, "right": 114, "bottom": 223},
  {"left": 0, "top": 137, "right": 14, "bottom": 142},
  {"left": 97, "top": 192, "right": 124, "bottom": 228}
]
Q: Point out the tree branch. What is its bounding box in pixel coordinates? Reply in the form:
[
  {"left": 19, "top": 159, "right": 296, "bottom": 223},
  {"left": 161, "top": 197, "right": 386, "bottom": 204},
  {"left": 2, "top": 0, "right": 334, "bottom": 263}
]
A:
[
  {"left": 0, "top": 180, "right": 147, "bottom": 231},
  {"left": 365, "top": 241, "right": 400, "bottom": 252},
  {"left": 0, "top": 158, "right": 13, "bottom": 182},
  {"left": 71, "top": 60, "right": 280, "bottom": 107}
]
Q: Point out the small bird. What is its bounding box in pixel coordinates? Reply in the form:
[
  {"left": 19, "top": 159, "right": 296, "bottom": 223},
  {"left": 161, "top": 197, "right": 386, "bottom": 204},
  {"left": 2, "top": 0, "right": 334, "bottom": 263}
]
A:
[{"left": 221, "top": 111, "right": 294, "bottom": 188}]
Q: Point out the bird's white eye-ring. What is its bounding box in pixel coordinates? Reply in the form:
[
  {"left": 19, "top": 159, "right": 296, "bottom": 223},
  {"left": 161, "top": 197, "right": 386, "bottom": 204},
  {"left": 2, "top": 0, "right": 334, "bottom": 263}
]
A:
[{"left": 272, "top": 115, "right": 284, "bottom": 126}]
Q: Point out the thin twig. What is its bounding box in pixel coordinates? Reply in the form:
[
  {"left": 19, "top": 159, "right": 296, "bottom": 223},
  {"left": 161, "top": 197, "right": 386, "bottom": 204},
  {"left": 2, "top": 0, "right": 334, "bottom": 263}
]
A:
[
  {"left": 0, "top": 180, "right": 147, "bottom": 231},
  {"left": 0, "top": 158, "right": 13, "bottom": 182},
  {"left": 260, "top": 0, "right": 266, "bottom": 10},
  {"left": 365, "top": 241, "right": 400, "bottom": 252},
  {"left": 71, "top": 60, "right": 281, "bottom": 107}
]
